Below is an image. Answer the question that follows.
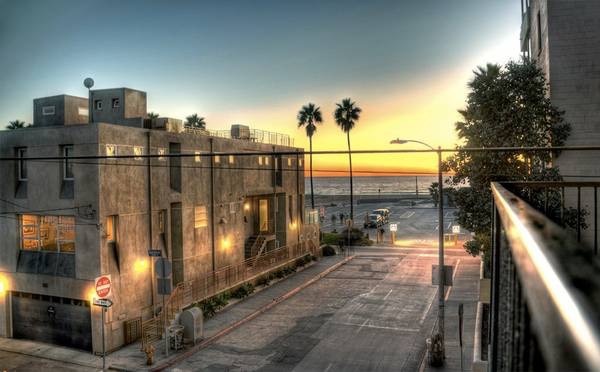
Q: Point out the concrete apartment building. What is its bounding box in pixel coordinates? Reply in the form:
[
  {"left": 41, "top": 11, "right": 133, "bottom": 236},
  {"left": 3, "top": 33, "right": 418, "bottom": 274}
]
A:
[
  {"left": 0, "top": 88, "right": 306, "bottom": 353},
  {"left": 520, "top": 0, "right": 600, "bottom": 244}
]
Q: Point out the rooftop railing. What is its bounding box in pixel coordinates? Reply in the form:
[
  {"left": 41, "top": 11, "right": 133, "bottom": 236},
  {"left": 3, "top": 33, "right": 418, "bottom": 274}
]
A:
[
  {"left": 184, "top": 127, "right": 295, "bottom": 147},
  {"left": 489, "top": 182, "right": 600, "bottom": 371}
]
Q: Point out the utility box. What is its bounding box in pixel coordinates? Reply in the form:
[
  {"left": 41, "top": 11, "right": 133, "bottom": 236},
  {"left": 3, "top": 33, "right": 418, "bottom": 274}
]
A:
[
  {"left": 180, "top": 307, "right": 203, "bottom": 344},
  {"left": 432, "top": 265, "right": 454, "bottom": 286}
]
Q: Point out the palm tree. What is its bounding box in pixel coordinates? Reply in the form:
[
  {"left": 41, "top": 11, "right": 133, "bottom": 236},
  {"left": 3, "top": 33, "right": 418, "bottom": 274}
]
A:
[
  {"left": 6, "top": 120, "right": 27, "bottom": 130},
  {"left": 185, "top": 114, "right": 206, "bottom": 129},
  {"left": 297, "top": 103, "right": 323, "bottom": 210},
  {"left": 147, "top": 112, "right": 159, "bottom": 119},
  {"left": 334, "top": 98, "right": 361, "bottom": 221}
]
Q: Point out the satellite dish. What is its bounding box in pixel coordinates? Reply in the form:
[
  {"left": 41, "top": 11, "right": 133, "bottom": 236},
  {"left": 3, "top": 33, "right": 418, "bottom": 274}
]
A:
[{"left": 83, "top": 78, "right": 94, "bottom": 89}]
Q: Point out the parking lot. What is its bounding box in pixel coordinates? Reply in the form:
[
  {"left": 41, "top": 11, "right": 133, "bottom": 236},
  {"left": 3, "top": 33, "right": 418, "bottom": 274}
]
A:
[{"left": 317, "top": 199, "right": 464, "bottom": 246}]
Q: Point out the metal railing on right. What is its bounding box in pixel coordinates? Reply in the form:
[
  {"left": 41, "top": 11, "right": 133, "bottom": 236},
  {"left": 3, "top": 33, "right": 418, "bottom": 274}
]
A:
[{"left": 489, "top": 182, "right": 600, "bottom": 371}]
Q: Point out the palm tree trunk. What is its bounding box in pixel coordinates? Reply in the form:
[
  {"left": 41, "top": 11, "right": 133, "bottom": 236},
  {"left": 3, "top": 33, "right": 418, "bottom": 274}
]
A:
[
  {"left": 309, "top": 136, "right": 315, "bottom": 210},
  {"left": 347, "top": 132, "right": 353, "bottom": 220}
]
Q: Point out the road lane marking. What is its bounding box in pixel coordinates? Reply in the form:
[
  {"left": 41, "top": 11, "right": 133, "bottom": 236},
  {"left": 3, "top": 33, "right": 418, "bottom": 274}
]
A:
[
  {"left": 324, "top": 363, "right": 334, "bottom": 372},
  {"left": 339, "top": 322, "right": 419, "bottom": 332},
  {"left": 400, "top": 211, "right": 415, "bottom": 219},
  {"left": 383, "top": 289, "right": 393, "bottom": 301}
]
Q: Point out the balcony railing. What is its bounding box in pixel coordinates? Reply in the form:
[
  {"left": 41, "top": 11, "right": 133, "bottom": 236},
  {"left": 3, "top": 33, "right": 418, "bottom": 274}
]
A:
[
  {"left": 489, "top": 182, "right": 600, "bottom": 371},
  {"left": 184, "top": 127, "right": 295, "bottom": 147}
]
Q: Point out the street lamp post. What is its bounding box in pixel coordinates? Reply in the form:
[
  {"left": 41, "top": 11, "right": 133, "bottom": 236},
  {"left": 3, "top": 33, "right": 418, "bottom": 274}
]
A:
[{"left": 390, "top": 138, "right": 445, "bottom": 364}]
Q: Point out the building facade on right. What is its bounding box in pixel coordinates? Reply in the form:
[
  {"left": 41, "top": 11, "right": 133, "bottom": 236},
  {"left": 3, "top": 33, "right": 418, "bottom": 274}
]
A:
[
  {"left": 521, "top": 0, "right": 600, "bottom": 175},
  {"left": 520, "top": 0, "right": 600, "bottom": 245}
]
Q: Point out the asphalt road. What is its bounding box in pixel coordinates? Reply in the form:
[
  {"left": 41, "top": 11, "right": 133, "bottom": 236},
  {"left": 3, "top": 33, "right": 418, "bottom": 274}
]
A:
[{"left": 169, "top": 245, "right": 467, "bottom": 372}]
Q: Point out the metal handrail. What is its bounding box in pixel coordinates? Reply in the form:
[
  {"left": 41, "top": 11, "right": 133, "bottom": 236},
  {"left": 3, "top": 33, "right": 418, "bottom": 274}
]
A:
[
  {"left": 184, "top": 127, "right": 294, "bottom": 147},
  {"left": 491, "top": 182, "right": 600, "bottom": 371}
]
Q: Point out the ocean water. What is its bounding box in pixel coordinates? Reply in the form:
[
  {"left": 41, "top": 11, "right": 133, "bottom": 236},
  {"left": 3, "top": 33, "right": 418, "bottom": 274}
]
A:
[{"left": 306, "top": 176, "right": 439, "bottom": 196}]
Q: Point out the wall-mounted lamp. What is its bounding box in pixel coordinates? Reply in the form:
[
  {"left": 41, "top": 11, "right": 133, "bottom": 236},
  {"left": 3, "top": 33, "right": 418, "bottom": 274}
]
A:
[
  {"left": 243, "top": 202, "right": 251, "bottom": 212},
  {"left": 219, "top": 217, "right": 228, "bottom": 225}
]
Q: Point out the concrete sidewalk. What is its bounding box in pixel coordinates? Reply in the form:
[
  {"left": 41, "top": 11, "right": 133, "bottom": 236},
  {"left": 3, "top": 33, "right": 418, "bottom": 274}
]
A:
[
  {"left": 0, "top": 255, "right": 350, "bottom": 371},
  {"left": 424, "top": 256, "right": 481, "bottom": 372}
]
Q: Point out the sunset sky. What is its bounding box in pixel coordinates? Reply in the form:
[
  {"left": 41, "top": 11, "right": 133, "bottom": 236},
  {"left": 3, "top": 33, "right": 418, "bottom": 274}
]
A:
[{"left": 0, "top": 0, "right": 522, "bottom": 175}]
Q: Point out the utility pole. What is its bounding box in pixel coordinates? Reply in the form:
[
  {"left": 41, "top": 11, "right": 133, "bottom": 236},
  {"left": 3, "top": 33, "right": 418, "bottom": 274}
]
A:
[{"left": 437, "top": 146, "right": 445, "bottom": 357}]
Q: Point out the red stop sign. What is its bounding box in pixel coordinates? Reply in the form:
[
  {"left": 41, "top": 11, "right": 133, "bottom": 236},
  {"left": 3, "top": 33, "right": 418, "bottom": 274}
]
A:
[{"left": 95, "top": 275, "right": 111, "bottom": 298}]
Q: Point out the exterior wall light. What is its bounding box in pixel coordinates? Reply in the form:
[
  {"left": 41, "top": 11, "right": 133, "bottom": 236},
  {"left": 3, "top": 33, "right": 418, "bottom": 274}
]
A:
[
  {"left": 221, "top": 237, "right": 231, "bottom": 251},
  {"left": 134, "top": 258, "right": 149, "bottom": 274},
  {"left": 243, "top": 202, "right": 251, "bottom": 212}
]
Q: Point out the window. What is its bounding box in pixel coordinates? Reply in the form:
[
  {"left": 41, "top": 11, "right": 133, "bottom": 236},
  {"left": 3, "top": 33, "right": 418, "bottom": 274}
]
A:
[
  {"left": 194, "top": 151, "right": 201, "bottom": 163},
  {"left": 105, "top": 144, "right": 117, "bottom": 157},
  {"left": 16, "top": 147, "right": 27, "bottom": 181},
  {"left": 157, "top": 148, "right": 166, "bottom": 161},
  {"left": 229, "top": 155, "right": 235, "bottom": 164},
  {"left": 62, "top": 145, "right": 74, "bottom": 180},
  {"left": 42, "top": 106, "right": 55, "bottom": 115},
  {"left": 259, "top": 199, "right": 269, "bottom": 232},
  {"left": 229, "top": 202, "right": 236, "bottom": 214},
  {"left": 105, "top": 216, "right": 116, "bottom": 242},
  {"left": 94, "top": 100, "right": 103, "bottom": 110},
  {"left": 134, "top": 146, "right": 144, "bottom": 160},
  {"left": 112, "top": 98, "right": 120, "bottom": 108},
  {"left": 78, "top": 107, "right": 89, "bottom": 117},
  {"left": 299, "top": 159, "right": 303, "bottom": 167},
  {"left": 288, "top": 158, "right": 292, "bottom": 167},
  {"left": 194, "top": 206, "right": 207, "bottom": 228},
  {"left": 19, "top": 214, "right": 75, "bottom": 253},
  {"left": 258, "top": 156, "right": 263, "bottom": 165},
  {"left": 265, "top": 156, "right": 269, "bottom": 166},
  {"left": 214, "top": 155, "right": 220, "bottom": 164}
]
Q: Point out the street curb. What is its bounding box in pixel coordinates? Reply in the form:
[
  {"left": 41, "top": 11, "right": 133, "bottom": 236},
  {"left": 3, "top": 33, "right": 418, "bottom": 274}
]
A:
[{"left": 149, "top": 255, "right": 355, "bottom": 372}]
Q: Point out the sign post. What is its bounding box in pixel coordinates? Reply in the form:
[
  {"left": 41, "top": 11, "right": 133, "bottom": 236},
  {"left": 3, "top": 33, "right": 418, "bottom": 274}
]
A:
[
  {"left": 390, "top": 223, "right": 397, "bottom": 244},
  {"left": 94, "top": 275, "right": 112, "bottom": 372}
]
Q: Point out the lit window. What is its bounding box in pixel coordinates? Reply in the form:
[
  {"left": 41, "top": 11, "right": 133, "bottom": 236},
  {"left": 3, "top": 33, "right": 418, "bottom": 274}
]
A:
[
  {"left": 194, "top": 151, "right": 201, "bottom": 163},
  {"left": 106, "top": 144, "right": 117, "bottom": 157},
  {"left": 105, "top": 216, "right": 116, "bottom": 242},
  {"left": 214, "top": 155, "right": 220, "bottom": 164},
  {"left": 16, "top": 147, "right": 27, "bottom": 181},
  {"left": 229, "top": 155, "right": 234, "bottom": 164},
  {"left": 258, "top": 156, "right": 263, "bottom": 165},
  {"left": 62, "top": 145, "right": 74, "bottom": 180},
  {"left": 158, "top": 148, "right": 166, "bottom": 161},
  {"left": 194, "top": 206, "right": 207, "bottom": 228},
  {"left": 78, "top": 107, "right": 89, "bottom": 117},
  {"left": 265, "top": 157, "right": 270, "bottom": 166},
  {"left": 288, "top": 158, "right": 292, "bottom": 167},
  {"left": 299, "top": 159, "right": 303, "bottom": 167},
  {"left": 19, "top": 214, "right": 75, "bottom": 253},
  {"left": 112, "top": 98, "right": 120, "bottom": 108},
  {"left": 95, "top": 100, "right": 103, "bottom": 110},
  {"left": 134, "top": 146, "right": 144, "bottom": 160},
  {"left": 42, "top": 106, "right": 55, "bottom": 116}
]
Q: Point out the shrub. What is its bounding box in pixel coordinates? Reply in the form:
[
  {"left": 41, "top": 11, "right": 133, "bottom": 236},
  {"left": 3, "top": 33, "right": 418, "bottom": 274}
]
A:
[
  {"left": 322, "top": 245, "right": 336, "bottom": 256},
  {"left": 256, "top": 275, "right": 271, "bottom": 287},
  {"left": 231, "top": 283, "right": 255, "bottom": 299},
  {"left": 322, "top": 232, "right": 341, "bottom": 245}
]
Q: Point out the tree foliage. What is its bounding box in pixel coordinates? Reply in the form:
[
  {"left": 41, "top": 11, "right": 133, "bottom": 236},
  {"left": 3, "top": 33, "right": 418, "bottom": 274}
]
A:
[
  {"left": 185, "top": 113, "right": 206, "bottom": 129},
  {"left": 444, "top": 59, "right": 571, "bottom": 257},
  {"left": 297, "top": 103, "right": 323, "bottom": 210},
  {"left": 334, "top": 98, "right": 362, "bottom": 220},
  {"left": 7, "top": 120, "right": 28, "bottom": 130}
]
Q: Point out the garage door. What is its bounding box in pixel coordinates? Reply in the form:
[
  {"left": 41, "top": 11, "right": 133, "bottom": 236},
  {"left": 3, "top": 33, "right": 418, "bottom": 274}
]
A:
[{"left": 12, "top": 292, "right": 92, "bottom": 351}]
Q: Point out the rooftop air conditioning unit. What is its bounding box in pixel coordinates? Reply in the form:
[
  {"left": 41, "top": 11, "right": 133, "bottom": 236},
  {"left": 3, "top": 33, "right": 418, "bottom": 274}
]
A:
[
  {"left": 153, "top": 118, "right": 184, "bottom": 133},
  {"left": 231, "top": 124, "right": 250, "bottom": 140}
]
